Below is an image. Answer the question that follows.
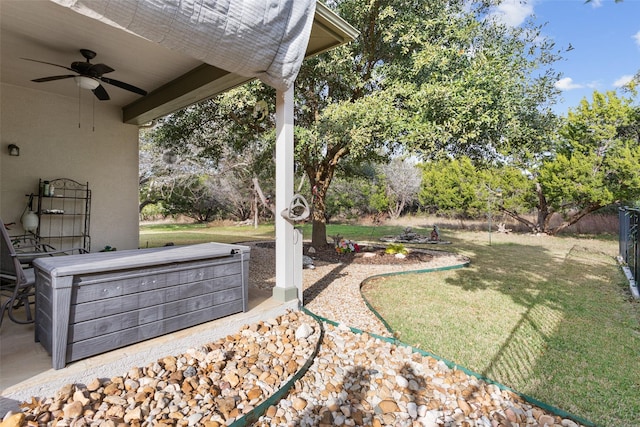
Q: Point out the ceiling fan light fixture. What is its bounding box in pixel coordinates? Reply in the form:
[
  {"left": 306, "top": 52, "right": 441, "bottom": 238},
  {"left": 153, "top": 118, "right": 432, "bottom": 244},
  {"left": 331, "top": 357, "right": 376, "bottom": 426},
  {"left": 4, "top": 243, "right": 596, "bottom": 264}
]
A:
[
  {"left": 25, "top": 49, "right": 146, "bottom": 100},
  {"left": 74, "top": 75, "right": 99, "bottom": 90}
]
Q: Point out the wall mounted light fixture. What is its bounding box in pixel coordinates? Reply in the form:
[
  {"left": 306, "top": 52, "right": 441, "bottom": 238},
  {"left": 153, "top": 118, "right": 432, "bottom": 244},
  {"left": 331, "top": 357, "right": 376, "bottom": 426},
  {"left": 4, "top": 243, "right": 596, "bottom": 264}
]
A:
[{"left": 8, "top": 144, "right": 20, "bottom": 156}]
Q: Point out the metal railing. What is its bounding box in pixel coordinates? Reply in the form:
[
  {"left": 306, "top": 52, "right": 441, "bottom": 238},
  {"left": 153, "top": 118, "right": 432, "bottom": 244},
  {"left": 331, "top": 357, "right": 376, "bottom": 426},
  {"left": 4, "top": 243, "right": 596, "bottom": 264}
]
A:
[{"left": 619, "top": 207, "right": 639, "bottom": 284}]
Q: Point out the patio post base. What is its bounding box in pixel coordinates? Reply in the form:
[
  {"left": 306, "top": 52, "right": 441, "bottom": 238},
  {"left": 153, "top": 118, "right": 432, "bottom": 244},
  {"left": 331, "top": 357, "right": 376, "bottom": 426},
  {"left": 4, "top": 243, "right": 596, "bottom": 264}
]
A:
[{"left": 272, "top": 286, "right": 298, "bottom": 303}]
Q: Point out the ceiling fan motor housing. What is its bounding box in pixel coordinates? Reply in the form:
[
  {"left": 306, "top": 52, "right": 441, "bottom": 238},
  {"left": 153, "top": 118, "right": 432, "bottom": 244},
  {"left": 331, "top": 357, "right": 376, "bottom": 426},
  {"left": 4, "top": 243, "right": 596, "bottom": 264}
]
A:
[{"left": 79, "top": 48, "right": 96, "bottom": 60}]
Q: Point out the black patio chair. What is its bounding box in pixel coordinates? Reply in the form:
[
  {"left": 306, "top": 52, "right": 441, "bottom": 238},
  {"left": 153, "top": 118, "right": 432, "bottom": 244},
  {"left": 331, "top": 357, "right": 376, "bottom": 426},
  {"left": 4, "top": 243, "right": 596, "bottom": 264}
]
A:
[{"left": 0, "top": 220, "right": 87, "bottom": 327}]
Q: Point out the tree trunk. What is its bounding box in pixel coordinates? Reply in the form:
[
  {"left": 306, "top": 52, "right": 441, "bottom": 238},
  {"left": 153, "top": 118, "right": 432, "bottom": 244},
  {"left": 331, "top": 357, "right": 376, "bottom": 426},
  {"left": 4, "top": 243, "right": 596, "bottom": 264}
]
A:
[
  {"left": 252, "top": 177, "right": 275, "bottom": 216},
  {"left": 502, "top": 182, "right": 603, "bottom": 235},
  {"left": 311, "top": 190, "right": 328, "bottom": 248},
  {"left": 388, "top": 197, "right": 405, "bottom": 220},
  {"left": 139, "top": 198, "right": 161, "bottom": 213},
  {"left": 500, "top": 207, "right": 537, "bottom": 232},
  {"left": 535, "top": 182, "right": 552, "bottom": 234},
  {"left": 312, "top": 216, "right": 327, "bottom": 248},
  {"left": 253, "top": 192, "right": 258, "bottom": 229},
  {"left": 303, "top": 144, "right": 346, "bottom": 248},
  {"left": 499, "top": 183, "right": 551, "bottom": 234}
]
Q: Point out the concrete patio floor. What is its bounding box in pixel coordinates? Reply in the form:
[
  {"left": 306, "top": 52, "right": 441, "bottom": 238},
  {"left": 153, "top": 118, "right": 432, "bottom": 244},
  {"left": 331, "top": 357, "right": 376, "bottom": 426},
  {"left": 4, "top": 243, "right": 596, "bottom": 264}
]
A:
[{"left": 0, "top": 287, "right": 296, "bottom": 417}]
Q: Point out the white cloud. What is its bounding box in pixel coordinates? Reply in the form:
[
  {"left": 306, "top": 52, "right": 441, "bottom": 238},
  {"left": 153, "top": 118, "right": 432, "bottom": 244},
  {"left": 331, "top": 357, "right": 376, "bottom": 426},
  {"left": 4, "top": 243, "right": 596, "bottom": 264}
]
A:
[
  {"left": 614, "top": 75, "right": 634, "bottom": 88},
  {"left": 633, "top": 31, "right": 640, "bottom": 48},
  {"left": 554, "top": 77, "right": 583, "bottom": 91},
  {"left": 488, "top": 0, "right": 534, "bottom": 27},
  {"left": 588, "top": 0, "right": 603, "bottom": 8}
]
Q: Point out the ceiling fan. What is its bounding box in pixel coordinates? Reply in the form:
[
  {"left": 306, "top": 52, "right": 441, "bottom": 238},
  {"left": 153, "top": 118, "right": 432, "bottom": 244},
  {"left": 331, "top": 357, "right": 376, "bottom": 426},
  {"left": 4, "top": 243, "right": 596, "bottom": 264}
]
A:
[{"left": 23, "top": 49, "right": 147, "bottom": 101}]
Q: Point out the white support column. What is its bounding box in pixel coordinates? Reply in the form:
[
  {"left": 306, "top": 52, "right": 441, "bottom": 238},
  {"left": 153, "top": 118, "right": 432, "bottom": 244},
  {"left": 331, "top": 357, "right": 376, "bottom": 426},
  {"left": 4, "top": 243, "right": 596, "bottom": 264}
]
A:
[{"left": 273, "top": 86, "right": 300, "bottom": 303}]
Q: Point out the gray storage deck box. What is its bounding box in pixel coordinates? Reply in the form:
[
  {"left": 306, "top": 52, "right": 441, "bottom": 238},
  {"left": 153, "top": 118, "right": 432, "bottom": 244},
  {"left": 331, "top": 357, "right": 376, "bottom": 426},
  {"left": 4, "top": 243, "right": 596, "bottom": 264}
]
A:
[{"left": 33, "top": 243, "right": 250, "bottom": 369}]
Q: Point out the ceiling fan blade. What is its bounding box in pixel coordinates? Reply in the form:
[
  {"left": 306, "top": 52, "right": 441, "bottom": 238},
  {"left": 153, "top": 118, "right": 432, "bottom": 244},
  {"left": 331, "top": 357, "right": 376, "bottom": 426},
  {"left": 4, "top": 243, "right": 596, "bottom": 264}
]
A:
[
  {"left": 100, "top": 77, "right": 147, "bottom": 96},
  {"left": 89, "top": 63, "right": 115, "bottom": 75},
  {"left": 22, "top": 58, "right": 75, "bottom": 73},
  {"left": 32, "top": 75, "right": 76, "bottom": 82},
  {"left": 92, "top": 84, "right": 110, "bottom": 101}
]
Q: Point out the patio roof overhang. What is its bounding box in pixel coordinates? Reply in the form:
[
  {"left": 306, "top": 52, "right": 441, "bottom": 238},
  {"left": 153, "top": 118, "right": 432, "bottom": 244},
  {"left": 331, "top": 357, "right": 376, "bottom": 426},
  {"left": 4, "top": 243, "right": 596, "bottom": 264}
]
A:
[
  {"left": 121, "top": 2, "right": 358, "bottom": 125},
  {"left": 0, "top": 0, "right": 358, "bottom": 125}
]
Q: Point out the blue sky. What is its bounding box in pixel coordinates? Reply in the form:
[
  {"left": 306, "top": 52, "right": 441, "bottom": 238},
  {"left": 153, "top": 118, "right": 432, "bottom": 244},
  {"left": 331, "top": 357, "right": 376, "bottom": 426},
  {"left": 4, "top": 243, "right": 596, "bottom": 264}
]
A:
[{"left": 490, "top": 0, "right": 640, "bottom": 115}]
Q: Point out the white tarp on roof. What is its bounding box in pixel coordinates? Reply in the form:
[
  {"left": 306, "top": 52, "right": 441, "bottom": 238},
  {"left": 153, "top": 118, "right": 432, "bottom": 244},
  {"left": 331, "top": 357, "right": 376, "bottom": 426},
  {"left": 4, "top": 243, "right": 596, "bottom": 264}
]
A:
[{"left": 51, "top": 0, "right": 317, "bottom": 90}]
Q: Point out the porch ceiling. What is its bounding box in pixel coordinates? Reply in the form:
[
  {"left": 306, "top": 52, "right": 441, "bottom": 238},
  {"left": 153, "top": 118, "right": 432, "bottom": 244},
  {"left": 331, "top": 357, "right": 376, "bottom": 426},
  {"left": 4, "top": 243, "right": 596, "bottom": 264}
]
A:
[{"left": 0, "top": 0, "right": 357, "bottom": 125}]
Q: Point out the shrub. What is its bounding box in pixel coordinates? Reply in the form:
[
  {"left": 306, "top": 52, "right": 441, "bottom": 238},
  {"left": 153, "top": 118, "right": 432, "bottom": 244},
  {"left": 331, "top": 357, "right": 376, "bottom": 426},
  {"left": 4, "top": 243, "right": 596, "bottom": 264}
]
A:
[{"left": 385, "top": 243, "right": 408, "bottom": 255}]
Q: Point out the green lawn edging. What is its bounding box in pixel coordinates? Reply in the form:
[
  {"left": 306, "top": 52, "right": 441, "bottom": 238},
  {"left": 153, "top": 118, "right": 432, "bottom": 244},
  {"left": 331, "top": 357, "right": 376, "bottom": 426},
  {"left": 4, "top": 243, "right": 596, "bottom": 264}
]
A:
[{"left": 229, "top": 315, "right": 325, "bottom": 427}]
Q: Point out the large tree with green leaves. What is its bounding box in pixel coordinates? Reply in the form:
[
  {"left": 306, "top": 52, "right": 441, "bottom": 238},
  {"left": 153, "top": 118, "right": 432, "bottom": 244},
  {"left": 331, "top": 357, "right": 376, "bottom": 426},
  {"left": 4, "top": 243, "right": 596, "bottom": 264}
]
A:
[
  {"left": 497, "top": 90, "right": 640, "bottom": 234},
  {"left": 419, "top": 157, "right": 535, "bottom": 220},
  {"left": 296, "top": 0, "right": 561, "bottom": 246},
  {"left": 420, "top": 91, "right": 640, "bottom": 234},
  {"left": 145, "top": 0, "right": 562, "bottom": 245},
  {"left": 532, "top": 90, "right": 640, "bottom": 233}
]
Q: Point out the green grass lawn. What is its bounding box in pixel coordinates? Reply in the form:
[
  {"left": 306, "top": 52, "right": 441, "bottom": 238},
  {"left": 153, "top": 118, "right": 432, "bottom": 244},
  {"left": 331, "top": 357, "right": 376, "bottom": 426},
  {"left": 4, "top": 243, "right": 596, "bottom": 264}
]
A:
[
  {"left": 362, "top": 230, "right": 640, "bottom": 427},
  {"left": 140, "top": 222, "right": 639, "bottom": 426},
  {"left": 139, "top": 222, "right": 411, "bottom": 247},
  {"left": 139, "top": 222, "right": 276, "bottom": 247}
]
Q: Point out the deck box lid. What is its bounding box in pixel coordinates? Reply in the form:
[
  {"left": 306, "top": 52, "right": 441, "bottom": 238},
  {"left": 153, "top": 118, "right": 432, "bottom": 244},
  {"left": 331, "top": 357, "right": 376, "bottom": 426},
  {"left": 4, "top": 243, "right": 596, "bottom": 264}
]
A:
[{"left": 33, "top": 242, "right": 250, "bottom": 277}]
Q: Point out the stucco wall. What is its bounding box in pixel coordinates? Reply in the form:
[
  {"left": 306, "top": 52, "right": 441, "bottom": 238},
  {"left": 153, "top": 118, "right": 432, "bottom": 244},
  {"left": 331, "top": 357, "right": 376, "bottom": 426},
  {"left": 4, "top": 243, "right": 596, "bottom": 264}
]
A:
[{"left": 0, "top": 83, "right": 140, "bottom": 251}]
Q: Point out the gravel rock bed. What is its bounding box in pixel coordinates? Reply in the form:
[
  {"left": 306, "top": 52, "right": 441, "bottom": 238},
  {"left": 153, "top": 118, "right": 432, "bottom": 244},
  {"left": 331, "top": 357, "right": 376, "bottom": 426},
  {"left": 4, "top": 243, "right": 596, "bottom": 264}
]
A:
[
  {"left": 9, "top": 313, "right": 584, "bottom": 427},
  {"left": 256, "top": 322, "right": 582, "bottom": 427},
  {"left": 5, "top": 242, "right": 586, "bottom": 426},
  {"left": 249, "top": 242, "right": 468, "bottom": 337},
  {"left": 11, "top": 312, "right": 319, "bottom": 426},
  {"left": 303, "top": 251, "right": 466, "bottom": 336}
]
